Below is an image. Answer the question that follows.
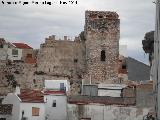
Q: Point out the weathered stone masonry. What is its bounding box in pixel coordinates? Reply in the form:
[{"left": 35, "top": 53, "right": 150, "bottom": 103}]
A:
[
  {"left": 84, "top": 11, "right": 120, "bottom": 84},
  {"left": 36, "top": 11, "right": 120, "bottom": 93},
  {"left": 0, "top": 11, "right": 120, "bottom": 95}
]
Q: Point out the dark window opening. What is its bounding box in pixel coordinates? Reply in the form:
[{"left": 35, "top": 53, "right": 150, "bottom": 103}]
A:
[
  {"left": 12, "top": 49, "right": 18, "bottom": 55},
  {"left": 52, "top": 100, "right": 56, "bottom": 107},
  {"left": 33, "top": 79, "right": 36, "bottom": 84},
  {"left": 122, "top": 64, "right": 127, "bottom": 69},
  {"left": 0, "top": 118, "right": 6, "bottom": 120},
  {"left": 98, "top": 15, "right": 103, "bottom": 18},
  {"left": 74, "top": 59, "right": 78, "bottom": 63},
  {"left": 60, "top": 83, "right": 65, "bottom": 91},
  {"left": 101, "top": 50, "right": 106, "bottom": 61},
  {"left": 0, "top": 44, "right": 3, "bottom": 48}
]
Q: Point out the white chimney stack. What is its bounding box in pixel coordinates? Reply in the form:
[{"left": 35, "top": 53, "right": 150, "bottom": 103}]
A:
[{"left": 15, "top": 86, "right": 20, "bottom": 95}]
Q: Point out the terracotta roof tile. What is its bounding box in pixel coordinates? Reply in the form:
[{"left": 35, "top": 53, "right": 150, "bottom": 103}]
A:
[
  {"left": 18, "top": 89, "right": 44, "bottom": 103},
  {"left": 43, "top": 90, "right": 66, "bottom": 95},
  {"left": 12, "top": 43, "right": 33, "bottom": 49}
]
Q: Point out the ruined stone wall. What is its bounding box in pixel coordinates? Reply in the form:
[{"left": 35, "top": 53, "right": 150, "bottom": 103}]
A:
[
  {"left": 36, "top": 35, "right": 86, "bottom": 94},
  {"left": 84, "top": 11, "right": 120, "bottom": 84},
  {"left": 37, "top": 35, "right": 85, "bottom": 77},
  {"left": 0, "top": 10, "right": 121, "bottom": 95}
]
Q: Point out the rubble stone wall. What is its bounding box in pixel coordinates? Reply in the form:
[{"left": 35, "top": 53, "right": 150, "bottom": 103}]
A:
[{"left": 84, "top": 11, "right": 120, "bottom": 84}]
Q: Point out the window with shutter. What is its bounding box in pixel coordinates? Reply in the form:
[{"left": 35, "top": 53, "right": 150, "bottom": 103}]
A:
[{"left": 32, "top": 107, "right": 40, "bottom": 116}]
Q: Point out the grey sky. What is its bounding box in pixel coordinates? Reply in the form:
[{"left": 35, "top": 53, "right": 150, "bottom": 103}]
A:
[{"left": 0, "top": 0, "right": 155, "bottom": 64}]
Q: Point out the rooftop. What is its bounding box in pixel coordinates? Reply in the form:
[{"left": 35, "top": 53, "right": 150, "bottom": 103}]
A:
[
  {"left": 12, "top": 43, "right": 33, "bottom": 49},
  {"left": 127, "top": 57, "right": 150, "bottom": 82},
  {"left": 18, "top": 89, "right": 44, "bottom": 103},
  {"left": 68, "top": 96, "right": 136, "bottom": 106},
  {"left": 43, "top": 90, "right": 66, "bottom": 95}
]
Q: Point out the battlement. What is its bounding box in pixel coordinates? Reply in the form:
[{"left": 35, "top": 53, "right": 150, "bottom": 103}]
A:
[
  {"left": 85, "top": 11, "right": 120, "bottom": 33},
  {"left": 44, "top": 35, "right": 79, "bottom": 42},
  {"left": 85, "top": 11, "right": 119, "bottom": 20}
]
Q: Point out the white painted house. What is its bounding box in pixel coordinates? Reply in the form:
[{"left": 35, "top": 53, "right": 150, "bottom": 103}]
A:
[
  {"left": 2, "top": 88, "right": 45, "bottom": 120},
  {"left": 45, "top": 80, "right": 70, "bottom": 92},
  {"left": 43, "top": 80, "right": 68, "bottom": 120},
  {"left": 43, "top": 90, "right": 67, "bottom": 120},
  {"left": 7, "top": 43, "right": 23, "bottom": 61},
  {"left": 0, "top": 104, "right": 12, "bottom": 120}
]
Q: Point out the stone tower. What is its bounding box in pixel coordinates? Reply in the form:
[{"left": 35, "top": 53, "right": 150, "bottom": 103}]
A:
[{"left": 84, "top": 11, "right": 120, "bottom": 84}]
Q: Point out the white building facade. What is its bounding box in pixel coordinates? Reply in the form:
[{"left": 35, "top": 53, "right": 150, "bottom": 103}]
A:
[
  {"left": 2, "top": 90, "right": 45, "bottom": 120},
  {"left": 44, "top": 91, "right": 67, "bottom": 120},
  {"left": 45, "top": 80, "right": 70, "bottom": 92}
]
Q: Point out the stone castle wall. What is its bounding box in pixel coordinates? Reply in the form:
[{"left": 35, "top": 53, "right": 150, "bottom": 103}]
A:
[
  {"left": 84, "top": 11, "right": 120, "bottom": 84},
  {"left": 0, "top": 10, "right": 120, "bottom": 95}
]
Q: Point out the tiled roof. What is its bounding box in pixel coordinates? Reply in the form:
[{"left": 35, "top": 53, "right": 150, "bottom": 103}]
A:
[
  {"left": 12, "top": 43, "right": 33, "bottom": 49},
  {"left": 68, "top": 96, "right": 136, "bottom": 106},
  {"left": 0, "top": 104, "right": 13, "bottom": 115},
  {"left": 43, "top": 90, "right": 66, "bottom": 95},
  {"left": 18, "top": 89, "right": 44, "bottom": 103}
]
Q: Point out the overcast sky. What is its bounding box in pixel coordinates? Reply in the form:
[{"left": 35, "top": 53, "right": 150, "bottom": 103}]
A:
[{"left": 0, "top": 0, "right": 155, "bottom": 64}]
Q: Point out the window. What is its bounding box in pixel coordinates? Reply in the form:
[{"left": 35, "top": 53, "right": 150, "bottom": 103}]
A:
[
  {"left": 122, "top": 64, "right": 126, "bottom": 69},
  {"left": 0, "top": 118, "right": 6, "bottom": 120},
  {"left": 81, "top": 118, "right": 91, "bottom": 120},
  {"left": 12, "top": 49, "right": 18, "bottom": 55},
  {"left": 0, "top": 44, "right": 3, "bottom": 48},
  {"left": 101, "top": 50, "right": 106, "bottom": 61},
  {"left": 33, "top": 79, "right": 36, "bottom": 84},
  {"left": 60, "top": 83, "right": 65, "bottom": 91},
  {"left": 52, "top": 100, "right": 56, "bottom": 107},
  {"left": 32, "top": 107, "right": 40, "bottom": 116},
  {"left": 98, "top": 15, "right": 103, "bottom": 18},
  {"left": 74, "top": 59, "right": 78, "bottom": 63}
]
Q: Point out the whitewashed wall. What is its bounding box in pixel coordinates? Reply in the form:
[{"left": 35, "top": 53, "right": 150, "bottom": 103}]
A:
[
  {"left": 0, "top": 115, "right": 12, "bottom": 120},
  {"left": 2, "top": 93, "right": 21, "bottom": 120},
  {"left": 68, "top": 104, "right": 150, "bottom": 120},
  {"left": 98, "top": 89, "right": 122, "bottom": 97},
  {"left": 20, "top": 103, "right": 45, "bottom": 120},
  {"left": 45, "top": 80, "right": 70, "bottom": 92},
  {"left": 7, "top": 48, "right": 22, "bottom": 61},
  {"left": 44, "top": 95, "right": 67, "bottom": 120}
]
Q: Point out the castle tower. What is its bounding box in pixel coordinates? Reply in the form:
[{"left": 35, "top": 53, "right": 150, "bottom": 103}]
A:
[{"left": 84, "top": 11, "right": 120, "bottom": 84}]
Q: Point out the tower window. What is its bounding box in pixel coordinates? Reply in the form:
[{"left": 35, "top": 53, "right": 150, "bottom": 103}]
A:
[
  {"left": 101, "top": 50, "right": 106, "bottom": 61},
  {"left": 98, "top": 15, "right": 103, "bottom": 18},
  {"left": 74, "top": 59, "right": 78, "bottom": 63}
]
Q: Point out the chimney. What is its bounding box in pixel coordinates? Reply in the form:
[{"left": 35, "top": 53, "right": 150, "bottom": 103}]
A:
[
  {"left": 64, "top": 36, "right": 67, "bottom": 41},
  {"left": 15, "top": 86, "right": 20, "bottom": 95}
]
